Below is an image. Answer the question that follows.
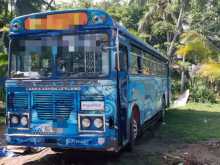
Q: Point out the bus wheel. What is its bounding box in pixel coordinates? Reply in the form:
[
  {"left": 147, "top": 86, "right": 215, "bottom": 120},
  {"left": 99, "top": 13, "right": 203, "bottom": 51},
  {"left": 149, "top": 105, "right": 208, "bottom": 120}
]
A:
[{"left": 126, "top": 111, "right": 139, "bottom": 152}]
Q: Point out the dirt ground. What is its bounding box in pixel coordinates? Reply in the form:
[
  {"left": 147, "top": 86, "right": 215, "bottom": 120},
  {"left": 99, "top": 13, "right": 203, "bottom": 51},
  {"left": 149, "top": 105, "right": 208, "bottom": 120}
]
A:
[{"left": 1, "top": 126, "right": 220, "bottom": 165}]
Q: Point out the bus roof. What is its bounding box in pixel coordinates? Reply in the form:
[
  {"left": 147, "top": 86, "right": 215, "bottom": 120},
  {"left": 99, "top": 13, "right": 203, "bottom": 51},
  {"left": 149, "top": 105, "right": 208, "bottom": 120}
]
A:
[
  {"left": 10, "top": 9, "right": 114, "bottom": 34},
  {"left": 10, "top": 8, "right": 168, "bottom": 62}
]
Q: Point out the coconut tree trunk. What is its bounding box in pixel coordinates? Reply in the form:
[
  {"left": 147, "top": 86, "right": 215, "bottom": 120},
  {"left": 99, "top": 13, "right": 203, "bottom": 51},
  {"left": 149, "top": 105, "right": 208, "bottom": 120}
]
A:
[{"left": 167, "top": 0, "right": 185, "bottom": 62}]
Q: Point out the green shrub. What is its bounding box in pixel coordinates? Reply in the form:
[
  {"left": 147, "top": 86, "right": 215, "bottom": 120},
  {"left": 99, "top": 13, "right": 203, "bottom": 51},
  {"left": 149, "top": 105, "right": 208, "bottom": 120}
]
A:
[
  {"left": 189, "top": 86, "right": 217, "bottom": 103},
  {"left": 0, "top": 51, "right": 7, "bottom": 101},
  {"left": 0, "top": 87, "right": 5, "bottom": 102},
  {"left": 171, "top": 79, "right": 180, "bottom": 100},
  {"left": 0, "top": 51, "right": 8, "bottom": 77}
]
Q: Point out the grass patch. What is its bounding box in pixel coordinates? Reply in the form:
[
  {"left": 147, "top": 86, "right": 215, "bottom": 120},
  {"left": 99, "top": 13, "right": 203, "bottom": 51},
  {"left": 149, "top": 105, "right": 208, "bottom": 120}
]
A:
[{"left": 158, "top": 102, "right": 220, "bottom": 142}]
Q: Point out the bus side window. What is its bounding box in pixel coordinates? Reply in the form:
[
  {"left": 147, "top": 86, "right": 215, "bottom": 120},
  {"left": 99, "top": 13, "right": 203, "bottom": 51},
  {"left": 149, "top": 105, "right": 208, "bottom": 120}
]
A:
[
  {"left": 130, "top": 53, "right": 137, "bottom": 74},
  {"left": 130, "top": 45, "right": 142, "bottom": 74},
  {"left": 119, "top": 45, "right": 128, "bottom": 71},
  {"left": 142, "top": 52, "right": 151, "bottom": 75}
]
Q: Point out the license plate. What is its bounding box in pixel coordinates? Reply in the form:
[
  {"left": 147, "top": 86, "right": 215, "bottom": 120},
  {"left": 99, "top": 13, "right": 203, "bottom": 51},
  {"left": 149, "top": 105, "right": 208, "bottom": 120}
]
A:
[
  {"left": 54, "top": 128, "right": 64, "bottom": 134},
  {"left": 41, "top": 125, "right": 54, "bottom": 133},
  {"left": 38, "top": 125, "right": 64, "bottom": 134}
]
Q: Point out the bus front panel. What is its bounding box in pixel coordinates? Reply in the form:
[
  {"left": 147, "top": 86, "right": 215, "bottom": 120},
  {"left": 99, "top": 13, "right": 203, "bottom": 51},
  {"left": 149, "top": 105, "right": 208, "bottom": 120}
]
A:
[{"left": 6, "top": 79, "right": 119, "bottom": 151}]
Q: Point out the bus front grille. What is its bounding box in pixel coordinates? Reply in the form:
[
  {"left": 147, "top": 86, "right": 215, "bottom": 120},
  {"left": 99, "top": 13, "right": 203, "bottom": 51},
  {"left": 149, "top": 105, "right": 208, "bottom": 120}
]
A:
[
  {"left": 8, "top": 92, "right": 29, "bottom": 110},
  {"left": 33, "top": 93, "right": 76, "bottom": 120}
]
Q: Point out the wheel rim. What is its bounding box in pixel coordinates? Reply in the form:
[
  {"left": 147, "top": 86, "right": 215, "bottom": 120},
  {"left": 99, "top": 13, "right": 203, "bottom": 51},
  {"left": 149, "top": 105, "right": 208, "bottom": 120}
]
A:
[{"left": 132, "top": 119, "right": 138, "bottom": 140}]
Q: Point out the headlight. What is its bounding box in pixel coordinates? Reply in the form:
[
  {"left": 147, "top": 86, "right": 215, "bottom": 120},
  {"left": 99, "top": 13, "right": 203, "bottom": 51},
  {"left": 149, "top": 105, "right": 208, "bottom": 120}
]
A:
[
  {"left": 11, "top": 115, "right": 19, "bottom": 125},
  {"left": 94, "top": 118, "right": 103, "bottom": 128},
  {"left": 81, "top": 117, "right": 91, "bottom": 128},
  {"left": 79, "top": 115, "right": 105, "bottom": 132},
  {"left": 20, "top": 116, "right": 28, "bottom": 126}
]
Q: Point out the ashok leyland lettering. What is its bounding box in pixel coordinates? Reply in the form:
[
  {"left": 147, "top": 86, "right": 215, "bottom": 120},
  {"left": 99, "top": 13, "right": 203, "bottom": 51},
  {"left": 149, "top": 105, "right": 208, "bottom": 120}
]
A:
[{"left": 5, "top": 9, "right": 170, "bottom": 152}]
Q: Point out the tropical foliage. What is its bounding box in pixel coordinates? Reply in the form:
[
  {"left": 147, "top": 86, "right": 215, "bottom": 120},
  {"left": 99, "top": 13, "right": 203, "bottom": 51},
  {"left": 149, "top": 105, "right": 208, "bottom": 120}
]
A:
[{"left": 199, "top": 63, "right": 220, "bottom": 81}]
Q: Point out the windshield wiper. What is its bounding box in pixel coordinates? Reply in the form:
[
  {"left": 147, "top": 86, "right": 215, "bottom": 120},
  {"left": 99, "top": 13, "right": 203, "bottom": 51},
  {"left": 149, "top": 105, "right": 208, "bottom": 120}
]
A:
[
  {"left": 68, "top": 72, "right": 87, "bottom": 77},
  {"left": 11, "top": 72, "right": 24, "bottom": 78},
  {"left": 11, "top": 71, "right": 41, "bottom": 79},
  {"left": 68, "top": 72, "right": 103, "bottom": 78}
]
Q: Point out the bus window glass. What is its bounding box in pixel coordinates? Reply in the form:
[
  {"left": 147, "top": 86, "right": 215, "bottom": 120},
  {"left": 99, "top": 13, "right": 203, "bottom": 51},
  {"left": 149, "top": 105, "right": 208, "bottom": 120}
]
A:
[
  {"left": 143, "top": 59, "right": 149, "bottom": 75},
  {"left": 57, "top": 33, "right": 109, "bottom": 78},
  {"left": 130, "top": 46, "right": 141, "bottom": 74},
  {"left": 10, "top": 33, "right": 109, "bottom": 79},
  {"left": 130, "top": 55, "right": 138, "bottom": 74},
  {"left": 10, "top": 38, "right": 53, "bottom": 78},
  {"left": 142, "top": 52, "right": 151, "bottom": 75}
]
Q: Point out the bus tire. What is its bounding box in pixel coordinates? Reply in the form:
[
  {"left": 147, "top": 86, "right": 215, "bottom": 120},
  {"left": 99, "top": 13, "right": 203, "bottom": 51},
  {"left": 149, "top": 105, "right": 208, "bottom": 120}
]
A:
[{"left": 125, "top": 111, "right": 139, "bottom": 152}]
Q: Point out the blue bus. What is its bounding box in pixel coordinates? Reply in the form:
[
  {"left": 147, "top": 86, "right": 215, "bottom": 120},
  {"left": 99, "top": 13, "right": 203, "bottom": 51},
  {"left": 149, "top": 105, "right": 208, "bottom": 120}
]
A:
[{"left": 5, "top": 9, "right": 170, "bottom": 152}]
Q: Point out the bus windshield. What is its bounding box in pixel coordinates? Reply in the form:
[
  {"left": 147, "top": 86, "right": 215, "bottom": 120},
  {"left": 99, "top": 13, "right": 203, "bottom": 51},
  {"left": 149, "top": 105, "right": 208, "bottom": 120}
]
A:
[{"left": 10, "top": 33, "right": 109, "bottom": 79}]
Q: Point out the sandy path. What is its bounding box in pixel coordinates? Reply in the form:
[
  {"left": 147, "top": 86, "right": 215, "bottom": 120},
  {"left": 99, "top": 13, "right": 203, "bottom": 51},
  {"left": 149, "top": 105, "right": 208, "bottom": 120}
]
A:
[{"left": 0, "top": 148, "right": 55, "bottom": 165}]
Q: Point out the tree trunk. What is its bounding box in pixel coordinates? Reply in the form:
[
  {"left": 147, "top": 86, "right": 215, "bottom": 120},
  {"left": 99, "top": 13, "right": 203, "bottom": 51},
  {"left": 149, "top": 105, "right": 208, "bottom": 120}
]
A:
[{"left": 167, "top": 0, "right": 186, "bottom": 62}]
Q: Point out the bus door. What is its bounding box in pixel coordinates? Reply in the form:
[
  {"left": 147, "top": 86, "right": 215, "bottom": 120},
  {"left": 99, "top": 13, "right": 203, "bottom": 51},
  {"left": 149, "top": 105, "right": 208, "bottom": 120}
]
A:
[{"left": 118, "top": 44, "right": 129, "bottom": 143}]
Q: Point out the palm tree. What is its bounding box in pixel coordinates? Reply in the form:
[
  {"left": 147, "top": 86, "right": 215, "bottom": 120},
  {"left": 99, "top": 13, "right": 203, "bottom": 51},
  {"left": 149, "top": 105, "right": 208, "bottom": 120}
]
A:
[
  {"left": 176, "top": 31, "right": 219, "bottom": 93},
  {"left": 129, "top": 0, "right": 148, "bottom": 6},
  {"left": 138, "top": 0, "right": 187, "bottom": 62},
  {"left": 0, "top": 28, "right": 8, "bottom": 101},
  {"left": 15, "top": 0, "right": 55, "bottom": 16}
]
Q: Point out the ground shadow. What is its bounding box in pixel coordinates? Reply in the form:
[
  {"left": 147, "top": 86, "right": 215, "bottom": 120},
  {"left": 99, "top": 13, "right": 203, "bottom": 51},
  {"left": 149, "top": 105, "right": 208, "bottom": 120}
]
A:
[{"left": 23, "top": 151, "right": 121, "bottom": 165}]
